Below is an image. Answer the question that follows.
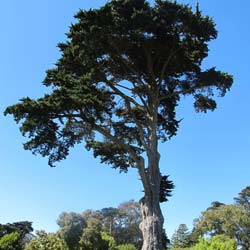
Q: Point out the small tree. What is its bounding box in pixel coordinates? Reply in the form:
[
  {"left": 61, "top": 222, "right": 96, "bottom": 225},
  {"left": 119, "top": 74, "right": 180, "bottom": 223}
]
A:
[
  {"left": 5, "top": 0, "right": 233, "bottom": 249},
  {"left": 171, "top": 224, "right": 191, "bottom": 248}
]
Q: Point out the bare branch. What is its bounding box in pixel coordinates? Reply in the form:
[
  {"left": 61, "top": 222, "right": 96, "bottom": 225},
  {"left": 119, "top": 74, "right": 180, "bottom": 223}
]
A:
[
  {"left": 116, "top": 83, "right": 133, "bottom": 91},
  {"left": 105, "top": 80, "right": 144, "bottom": 109}
]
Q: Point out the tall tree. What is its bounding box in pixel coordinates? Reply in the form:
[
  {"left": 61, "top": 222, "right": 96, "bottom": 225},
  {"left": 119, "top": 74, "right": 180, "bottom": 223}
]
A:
[
  {"left": 4, "top": 0, "right": 233, "bottom": 249},
  {"left": 57, "top": 212, "right": 86, "bottom": 250}
]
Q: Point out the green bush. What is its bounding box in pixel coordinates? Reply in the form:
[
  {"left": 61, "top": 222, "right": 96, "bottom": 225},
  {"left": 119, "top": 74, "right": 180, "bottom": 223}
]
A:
[
  {"left": 170, "top": 235, "right": 236, "bottom": 250},
  {"left": 116, "top": 244, "right": 137, "bottom": 250},
  {"left": 101, "top": 231, "right": 116, "bottom": 250},
  {"left": 25, "top": 231, "right": 67, "bottom": 250}
]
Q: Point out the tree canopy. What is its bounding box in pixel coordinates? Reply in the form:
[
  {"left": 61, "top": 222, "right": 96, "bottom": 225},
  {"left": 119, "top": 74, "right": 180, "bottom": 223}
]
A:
[{"left": 4, "top": 0, "right": 233, "bottom": 169}]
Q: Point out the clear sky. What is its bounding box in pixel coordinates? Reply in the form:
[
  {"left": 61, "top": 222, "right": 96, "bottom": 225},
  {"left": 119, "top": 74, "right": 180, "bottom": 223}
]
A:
[{"left": 1, "top": 0, "right": 250, "bottom": 238}]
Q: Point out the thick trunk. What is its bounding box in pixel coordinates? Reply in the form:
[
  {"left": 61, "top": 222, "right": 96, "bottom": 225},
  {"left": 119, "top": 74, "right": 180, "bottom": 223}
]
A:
[
  {"left": 140, "top": 196, "right": 164, "bottom": 250},
  {"left": 138, "top": 151, "right": 164, "bottom": 250}
]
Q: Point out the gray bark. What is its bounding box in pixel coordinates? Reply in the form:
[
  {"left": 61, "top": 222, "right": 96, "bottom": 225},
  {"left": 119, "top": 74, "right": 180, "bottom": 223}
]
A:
[
  {"left": 140, "top": 196, "right": 164, "bottom": 250},
  {"left": 138, "top": 150, "right": 164, "bottom": 250}
]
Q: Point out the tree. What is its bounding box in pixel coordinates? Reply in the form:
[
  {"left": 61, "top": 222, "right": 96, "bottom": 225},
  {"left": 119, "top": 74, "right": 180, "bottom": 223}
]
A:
[
  {"left": 25, "top": 231, "right": 67, "bottom": 250},
  {"left": 57, "top": 212, "right": 87, "bottom": 250},
  {"left": 234, "top": 186, "right": 250, "bottom": 210},
  {"left": 99, "top": 207, "right": 119, "bottom": 237},
  {"left": 115, "top": 201, "right": 142, "bottom": 247},
  {"left": 0, "top": 232, "right": 21, "bottom": 250},
  {"left": 192, "top": 203, "right": 249, "bottom": 249},
  {"left": 101, "top": 231, "right": 117, "bottom": 250},
  {"left": 79, "top": 218, "right": 109, "bottom": 250},
  {"left": 171, "top": 224, "right": 191, "bottom": 249},
  {"left": 4, "top": 0, "right": 233, "bottom": 249},
  {"left": 0, "top": 221, "right": 33, "bottom": 249}
]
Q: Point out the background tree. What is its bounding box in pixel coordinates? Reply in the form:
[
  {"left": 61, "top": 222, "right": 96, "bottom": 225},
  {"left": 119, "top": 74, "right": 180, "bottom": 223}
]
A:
[
  {"left": 171, "top": 224, "right": 191, "bottom": 249},
  {"left": 99, "top": 207, "right": 119, "bottom": 237},
  {"left": 192, "top": 202, "right": 248, "bottom": 250},
  {"left": 79, "top": 218, "right": 109, "bottom": 250},
  {"left": 57, "top": 212, "right": 86, "bottom": 250},
  {"left": 25, "top": 231, "right": 67, "bottom": 250},
  {"left": 234, "top": 186, "right": 250, "bottom": 211},
  {"left": 0, "top": 232, "right": 21, "bottom": 250},
  {"left": 114, "top": 201, "right": 142, "bottom": 247},
  {"left": 82, "top": 200, "right": 170, "bottom": 249},
  {"left": 4, "top": 0, "right": 233, "bottom": 249},
  {"left": 0, "top": 221, "right": 33, "bottom": 250}
]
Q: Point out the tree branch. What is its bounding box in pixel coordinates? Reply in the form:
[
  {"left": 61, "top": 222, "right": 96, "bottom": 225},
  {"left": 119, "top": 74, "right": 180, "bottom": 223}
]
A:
[
  {"left": 92, "top": 123, "right": 141, "bottom": 164},
  {"left": 105, "top": 80, "right": 143, "bottom": 108},
  {"left": 125, "top": 100, "right": 149, "bottom": 152},
  {"left": 159, "top": 84, "right": 206, "bottom": 101},
  {"left": 159, "top": 47, "right": 182, "bottom": 85}
]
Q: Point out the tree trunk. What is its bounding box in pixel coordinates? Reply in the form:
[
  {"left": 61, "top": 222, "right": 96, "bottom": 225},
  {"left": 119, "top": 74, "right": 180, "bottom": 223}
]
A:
[
  {"left": 138, "top": 152, "right": 164, "bottom": 250},
  {"left": 140, "top": 196, "right": 164, "bottom": 250}
]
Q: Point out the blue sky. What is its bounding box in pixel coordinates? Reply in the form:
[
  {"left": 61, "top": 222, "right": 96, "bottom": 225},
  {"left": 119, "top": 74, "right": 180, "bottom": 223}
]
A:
[{"left": 1, "top": 0, "right": 250, "bottom": 238}]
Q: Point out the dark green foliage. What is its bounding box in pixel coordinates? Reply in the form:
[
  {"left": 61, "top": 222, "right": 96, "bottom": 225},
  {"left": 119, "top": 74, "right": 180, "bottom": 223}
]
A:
[
  {"left": 57, "top": 212, "right": 87, "bottom": 250},
  {"left": 0, "top": 221, "right": 33, "bottom": 239},
  {"left": 160, "top": 175, "right": 174, "bottom": 203},
  {"left": 4, "top": 0, "right": 233, "bottom": 170},
  {"left": 162, "top": 229, "right": 171, "bottom": 249},
  {"left": 234, "top": 186, "right": 250, "bottom": 209}
]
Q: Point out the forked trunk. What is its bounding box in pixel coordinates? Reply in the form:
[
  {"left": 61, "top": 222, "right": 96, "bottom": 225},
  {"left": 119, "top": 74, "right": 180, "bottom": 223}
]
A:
[{"left": 140, "top": 197, "right": 164, "bottom": 250}]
